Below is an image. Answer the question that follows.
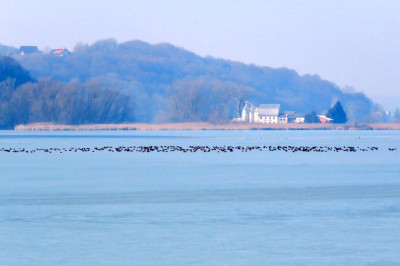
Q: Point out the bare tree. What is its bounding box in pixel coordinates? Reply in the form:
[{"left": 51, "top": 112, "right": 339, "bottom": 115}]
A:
[
  {"left": 207, "top": 84, "right": 231, "bottom": 123},
  {"left": 168, "top": 80, "right": 205, "bottom": 122},
  {"left": 229, "top": 85, "right": 252, "bottom": 118}
]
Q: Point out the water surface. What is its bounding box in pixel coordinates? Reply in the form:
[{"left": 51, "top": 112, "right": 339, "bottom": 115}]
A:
[{"left": 0, "top": 130, "right": 399, "bottom": 265}]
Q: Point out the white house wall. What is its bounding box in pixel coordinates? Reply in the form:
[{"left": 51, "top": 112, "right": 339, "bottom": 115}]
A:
[{"left": 239, "top": 104, "right": 304, "bottom": 124}]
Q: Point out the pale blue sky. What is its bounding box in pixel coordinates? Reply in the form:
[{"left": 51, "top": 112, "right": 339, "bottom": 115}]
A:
[{"left": 1, "top": 0, "right": 399, "bottom": 109}]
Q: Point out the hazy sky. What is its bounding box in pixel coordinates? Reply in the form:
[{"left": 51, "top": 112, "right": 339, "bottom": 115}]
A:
[{"left": 1, "top": 0, "right": 399, "bottom": 109}]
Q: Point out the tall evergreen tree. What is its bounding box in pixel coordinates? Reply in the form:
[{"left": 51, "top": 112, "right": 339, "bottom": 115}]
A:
[{"left": 326, "top": 101, "right": 347, "bottom": 123}]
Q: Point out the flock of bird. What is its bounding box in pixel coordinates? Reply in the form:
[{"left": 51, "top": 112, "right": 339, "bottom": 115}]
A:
[{"left": 0, "top": 145, "right": 396, "bottom": 154}]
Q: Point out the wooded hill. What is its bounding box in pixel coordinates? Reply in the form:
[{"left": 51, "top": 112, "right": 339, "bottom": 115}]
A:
[
  {"left": 1, "top": 39, "right": 380, "bottom": 123},
  {"left": 0, "top": 56, "right": 131, "bottom": 129}
]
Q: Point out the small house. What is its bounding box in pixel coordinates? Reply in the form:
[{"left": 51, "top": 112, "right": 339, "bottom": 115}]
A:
[
  {"left": 19, "top": 46, "right": 39, "bottom": 55},
  {"left": 317, "top": 115, "right": 333, "bottom": 123},
  {"left": 286, "top": 112, "right": 305, "bottom": 123},
  {"left": 50, "top": 48, "right": 71, "bottom": 56}
]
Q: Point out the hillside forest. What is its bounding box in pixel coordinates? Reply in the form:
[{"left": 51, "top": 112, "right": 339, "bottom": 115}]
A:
[{"left": 0, "top": 39, "right": 391, "bottom": 128}]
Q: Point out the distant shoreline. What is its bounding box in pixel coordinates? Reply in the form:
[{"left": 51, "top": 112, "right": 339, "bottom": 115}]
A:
[{"left": 13, "top": 122, "right": 400, "bottom": 131}]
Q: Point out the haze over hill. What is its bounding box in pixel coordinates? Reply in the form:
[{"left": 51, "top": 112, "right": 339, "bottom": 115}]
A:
[
  {"left": 1, "top": 39, "right": 384, "bottom": 126},
  {"left": 2, "top": 1, "right": 399, "bottom": 111}
]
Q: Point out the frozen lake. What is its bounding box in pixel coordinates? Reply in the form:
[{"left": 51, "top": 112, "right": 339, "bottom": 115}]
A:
[{"left": 0, "top": 130, "right": 399, "bottom": 265}]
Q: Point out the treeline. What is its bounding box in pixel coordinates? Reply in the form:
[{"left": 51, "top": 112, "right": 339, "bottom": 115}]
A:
[
  {"left": 0, "top": 56, "right": 132, "bottom": 129},
  {"left": 8, "top": 39, "right": 381, "bottom": 123},
  {"left": 0, "top": 44, "right": 18, "bottom": 56},
  {"left": 164, "top": 79, "right": 250, "bottom": 123}
]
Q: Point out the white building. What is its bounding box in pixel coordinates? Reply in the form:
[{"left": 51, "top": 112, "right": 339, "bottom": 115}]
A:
[
  {"left": 239, "top": 102, "right": 305, "bottom": 124},
  {"left": 241, "top": 102, "right": 280, "bottom": 123},
  {"left": 284, "top": 111, "right": 306, "bottom": 123}
]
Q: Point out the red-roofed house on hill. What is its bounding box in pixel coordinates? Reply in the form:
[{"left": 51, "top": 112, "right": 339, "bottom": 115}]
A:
[{"left": 50, "top": 48, "right": 71, "bottom": 56}]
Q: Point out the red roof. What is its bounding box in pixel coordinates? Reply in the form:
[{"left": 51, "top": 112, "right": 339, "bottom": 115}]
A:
[
  {"left": 51, "top": 48, "right": 70, "bottom": 55},
  {"left": 317, "top": 115, "right": 333, "bottom": 123}
]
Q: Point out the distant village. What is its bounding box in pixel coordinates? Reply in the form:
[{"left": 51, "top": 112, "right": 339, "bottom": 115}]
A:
[
  {"left": 234, "top": 102, "right": 332, "bottom": 124},
  {"left": 18, "top": 46, "right": 71, "bottom": 56}
]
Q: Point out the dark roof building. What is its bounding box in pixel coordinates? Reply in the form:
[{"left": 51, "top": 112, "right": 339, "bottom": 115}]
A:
[{"left": 19, "top": 46, "right": 39, "bottom": 55}]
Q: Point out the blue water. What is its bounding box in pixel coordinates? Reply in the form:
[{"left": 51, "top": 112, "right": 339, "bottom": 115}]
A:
[{"left": 0, "top": 130, "right": 399, "bottom": 265}]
